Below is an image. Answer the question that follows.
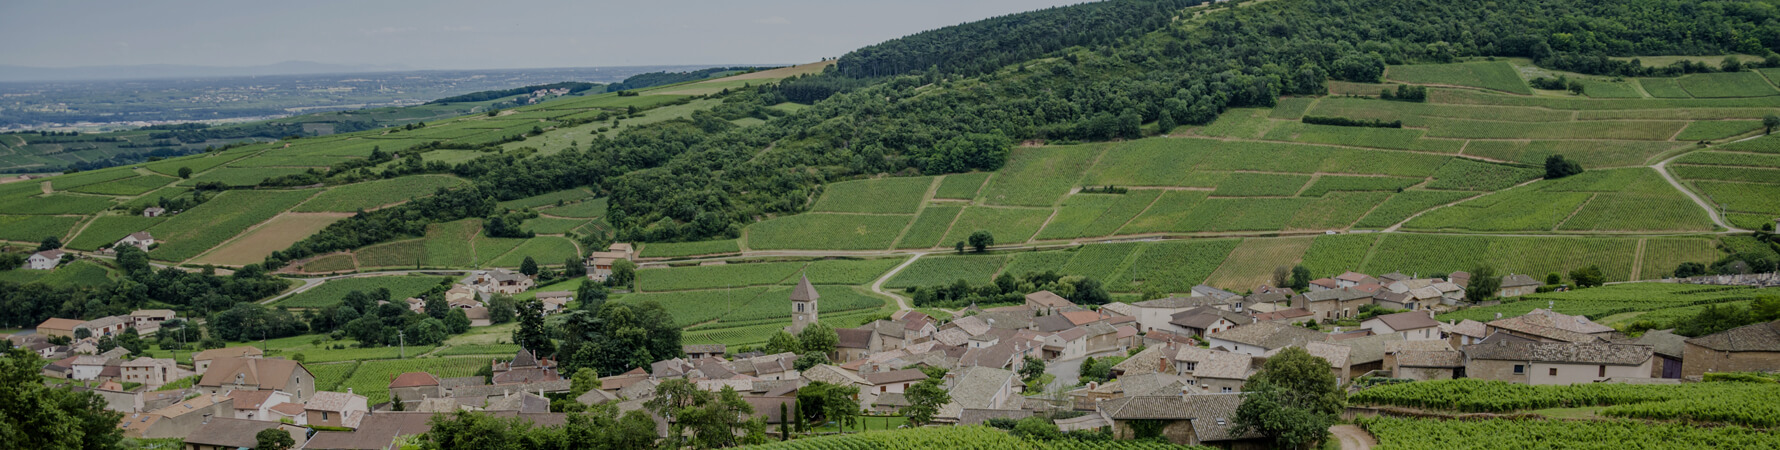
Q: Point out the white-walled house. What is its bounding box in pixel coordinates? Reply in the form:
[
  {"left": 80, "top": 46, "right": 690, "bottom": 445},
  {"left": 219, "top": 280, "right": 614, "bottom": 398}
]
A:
[
  {"left": 28, "top": 249, "right": 65, "bottom": 270},
  {"left": 1362, "top": 311, "right": 1442, "bottom": 340}
]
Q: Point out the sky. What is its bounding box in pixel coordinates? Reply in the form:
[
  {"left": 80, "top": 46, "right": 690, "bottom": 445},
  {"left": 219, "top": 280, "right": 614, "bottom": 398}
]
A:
[{"left": 0, "top": 0, "right": 1087, "bottom": 70}]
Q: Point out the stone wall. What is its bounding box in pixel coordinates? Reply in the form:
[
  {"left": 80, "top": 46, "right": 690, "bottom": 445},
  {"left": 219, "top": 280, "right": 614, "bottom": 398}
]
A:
[{"left": 1682, "top": 343, "right": 1780, "bottom": 378}]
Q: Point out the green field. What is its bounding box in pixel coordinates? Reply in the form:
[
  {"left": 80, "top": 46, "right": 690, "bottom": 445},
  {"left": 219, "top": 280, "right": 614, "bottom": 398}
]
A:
[
  {"left": 519, "top": 217, "right": 589, "bottom": 235},
  {"left": 275, "top": 275, "right": 450, "bottom": 308},
  {"left": 1209, "top": 173, "right": 1311, "bottom": 197},
  {"left": 746, "top": 213, "right": 911, "bottom": 250},
  {"left": 638, "top": 239, "right": 741, "bottom": 258},
  {"left": 0, "top": 260, "right": 116, "bottom": 288},
  {"left": 293, "top": 175, "right": 468, "bottom": 212},
  {"left": 1677, "top": 71, "right": 1780, "bottom": 98},
  {"left": 66, "top": 215, "right": 165, "bottom": 250},
  {"left": 1425, "top": 158, "right": 1543, "bottom": 191},
  {"left": 67, "top": 174, "right": 178, "bottom": 196},
  {"left": 339, "top": 357, "right": 490, "bottom": 405},
  {"left": 486, "top": 236, "right": 579, "bottom": 268},
  {"left": 1353, "top": 190, "right": 1478, "bottom": 228},
  {"left": 0, "top": 215, "right": 83, "bottom": 242},
  {"left": 979, "top": 145, "right": 1101, "bottom": 206},
  {"left": 811, "top": 177, "right": 932, "bottom": 214},
  {"left": 536, "top": 197, "right": 607, "bottom": 218},
  {"left": 1675, "top": 120, "right": 1761, "bottom": 141},
  {"left": 1386, "top": 61, "right": 1532, "bottom": 94},
  {"left": 884, "top": 254, "right": 1009, "bottom": 288},
  {"left": 938, "top": 207, "right": 1051, "bottom": 246},
  {"left": 144, "top": 189, "right": 318, "bottom": 261},
  {"left": 934, "top": 173, "right": 991, "bottom": 199},
  {"left": 894, "top": 206, "right": 964, "bottom": 249},
  {"left": 638, "top": 258, "right": 901, "bottom": 292}
]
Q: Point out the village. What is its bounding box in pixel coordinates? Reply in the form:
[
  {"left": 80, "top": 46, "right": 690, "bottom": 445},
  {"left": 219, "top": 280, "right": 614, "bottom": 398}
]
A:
[{"left": 11, "top": 250, "right": 1778, "bottom": 449}]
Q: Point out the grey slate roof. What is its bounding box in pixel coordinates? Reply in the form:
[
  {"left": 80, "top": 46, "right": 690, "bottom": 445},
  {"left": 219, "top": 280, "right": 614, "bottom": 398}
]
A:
[
  {"left": 1371, "top": 311, "right": 1440, "bottom": 332},
  {"left": 1685, "top": 320, "right": 1780, "bottom": 352},
  {"left": 1630, "top": 329, "right": 1688, "bottom": 358},
  {"left": 1501, "top": 274, "right": 1540, "bottom": 288},
  {"left": 1463, "top": 340, "right": 1653, "bottom": 365},
  {"left": 1207, "top": 321, "right": 1327, "bottom": 350},
  {"left": 790, "top": 275, "right": 820, "bottom": 302}
]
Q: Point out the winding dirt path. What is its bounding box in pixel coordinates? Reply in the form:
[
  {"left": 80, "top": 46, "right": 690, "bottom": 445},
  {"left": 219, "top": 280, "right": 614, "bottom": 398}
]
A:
[
  {"left": 870, "top": 253, "right": 926, "bottom": 311},
  {"left": 1652, "top": 152, "right": 1745, "bottom": 232},
  {"left": 1330, "top": 424, "right": 1377, "bottom": 450}
]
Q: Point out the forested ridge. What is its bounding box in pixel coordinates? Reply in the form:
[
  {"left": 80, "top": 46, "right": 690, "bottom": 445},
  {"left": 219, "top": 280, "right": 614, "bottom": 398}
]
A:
[{"left": 267, "top": 0, "right": 1780, "bottom": 262}]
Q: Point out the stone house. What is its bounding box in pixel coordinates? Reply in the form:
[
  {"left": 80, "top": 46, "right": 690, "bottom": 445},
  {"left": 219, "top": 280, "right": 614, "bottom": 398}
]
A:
[
  {"left": 183, "top": 418, "right": 306, "bottom": 450},
  {"left": 120, "top": 357, "right": 177, "bottom": 387},
  {"left": 1205, "top": 321, "right": 1328, "bottom": 357},
  {"left": 1499, "top": 274, "right": 1541, "bottom": 297},
  {"left": 583, "top": 243, "right": 636, "bottom": 281},
  {"left": 865, "top": 369, "right": 927, "bottom": 395},
  {"left": 196, "top": 357, "right": 316, "bottom": 401},
  {"left": 1100, "top": 394, "right": 1266, "bottom": 448},
  {"left": 1361, "top": 311, "right": 1442, "bottom": 340},
  {"left": 1382, "top": 340, "right": 1463, "bottom": 381},
  {"left": 1173, "top": 346, "right": 1252, "bottom": 393},
  {"left": 1439, "top": 319, "right": 1490, "bottom": 349},
  {"left": 120, "top": 394, "right": 234, "bottom": 439},
  {"left": 1040, "top": 327, "right": 1090, "bottom": 360},
  {"left": 470, "top": 268, "right": 535, "bottom": 295},
  {"left": 225, "top": 389, "right": 294, "bottom": 421},
  {"left": 306, "top": 390, "right": 370, "bottom": 429},
  {"left": 1628, "top": 329, "right": 1688, "bottom": 379},
  {"left": 388, "top": 372, "right": 445, "bottom": 408},
  {"left": 1463, "top": 339, "right": 1653, "bottom": 385},
  {"left": 1168, "top": 306, "right": 1253, "bottom": 337},
  {"left": 35, "top": 317, "right": 84, "bottom": 338},
  {"left": 1130, "top": 297, "right": 1233, "bottom": 333},
  {"left": 130, "top": 309, "right": 176, "bottom": 330},
  {"left": 1485, "top": 309, "right": 1614, "bottom": 343},
  {"left": 1024, "top": 291, "right": 1077, "bottom": 314},
  {"left": 936, "top": 366, "right": 1020, "bottom": 423},
  {"left": 192, "top": 346, "right": 264, "bottom": 375},
  {"left": 535, "top": 291, "right": 571, "bottom": 313},
  {"left": 1680, "top": 320, "right": 1779, "bottom": 379},
  {"left": 142, "top": 207, "right": 165, "bottom": 217},
  {"left": 1291, "top": 287, "right": 1376, "bottom": 321}
]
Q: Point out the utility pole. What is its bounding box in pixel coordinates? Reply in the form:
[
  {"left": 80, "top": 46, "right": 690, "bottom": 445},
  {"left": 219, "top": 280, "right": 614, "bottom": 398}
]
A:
[{"left": 398, "top": 330, "right": 406, "bottom": 359}]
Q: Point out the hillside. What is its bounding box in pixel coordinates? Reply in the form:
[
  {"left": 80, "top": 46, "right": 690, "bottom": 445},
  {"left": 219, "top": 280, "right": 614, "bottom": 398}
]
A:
[{"left": 1, "top": 0, "right": 1777, "bottom": 295}]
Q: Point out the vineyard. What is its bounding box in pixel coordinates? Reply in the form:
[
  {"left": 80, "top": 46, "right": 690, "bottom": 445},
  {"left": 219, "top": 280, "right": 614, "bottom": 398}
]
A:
[
  {"left": 1434, "top": 283, "right": 1775, "bottom": 323},
  {"left": 741, "top": 425, "right": 1215, "bottom": 450},
  {"left": 1349, "top": 379, "right": 1780, "bottom": 427},
  {"left": 1358, "top": 416, "right": 1780, "bottom": 450}
]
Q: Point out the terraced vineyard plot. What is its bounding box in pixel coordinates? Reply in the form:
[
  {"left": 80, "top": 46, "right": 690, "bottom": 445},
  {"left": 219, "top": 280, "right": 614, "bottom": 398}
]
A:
[
  {"left": 179, "top": 167, "right": 312, "bottom": 187},
  {"left": 1078, "top": 190, "right": 1160, "bottom": 237},
  {"left": 0, "top": 215, "right": 82, "bottom": 242},
  {"left": 1580, "top": 80, "right": 1642, "bottom": 98},
  {"left": 537, "top": 197, "right": 607, "bottom": 218},
  {"left": 621, "top": 287, "right": 775, "bottom": 326},
  {"left": 487, "top": 236, "right": 579, "bottom": 268},
  {"left": 884, "top": 255, "right": 1009, "bottom": 288},
  {"left": 1080, "top": 138, "right": 1209, "bottom": 186},
  {"left": 1437, "top": 284, "right": 1768, "bottom": 323},
  {"left": 1300, "top": 176, "right": 1423, "bottom": 196},
  {"left": 639, "top": 239, "right": 741, "bottom": 258},
  {"left": 123, "top": 187, "right": 192, "bottom": 209},
  {"left": 1123, "top": 239, "right": 1241, "bottom": 293},
  {"left": 423, "top": 219, "right": 480, "bottom": 267},
  {"left": 895, "top": 205, "right": 963, "bottom": 249},
  {"left": 308, "top": 362, "right": 357, "bottom": 391},
  {"left": 1638, "top": 238, "right": 1723, "bottom": 280},
  {"left": 293, "top": 175, "right": 468, "bottom": 212},
  {"left": 1035, "top": 194, "right": 1119, "bottom": 240},
  {"left": 1694, "top": 181, "right": 1780, "bottom": 215},
  {"left": 1423, "top": 117, "right": 1684, "bottom": 140},
  {"left": 979, "top": 145, "right": 1102, "bottom": 206},
  {"left": 68, "top": 174, "right": 178, "bottom": 196},
  {"left": 707, "top": 285, "right": 885, "bottom": 324},
  {"left": 48, "top": 168, "right": 138, "bottom": 190},
  {"left": 1204, "top": 237, "right": 1315, "bottom": 290},
  {"left": 299, "top": 253, "right": 357, "bottom": 273},
  {"left": 1118, "top": 190, "right": 1209, "bottom": 234},
  {"left": 1363, "top": 234, "right": 1638, "bottom": 282},
  {"left": 1407, "top": 189, "right": 1591, "bottom": 231},
  {"left": 1677, "top": 71, "right": 1780, "bottom": 98},
  {"left": 192, "top": 213, "right": 349, "bottom": 266},
  {"left": 1001, "top": 250, "right": 1073, "bottom": 277},
  {"left": 939, "top": 207, "right": 1051, "bottom": 245},
  {"left": 1359, "top": 416, "right": 1780, "bottom": 449},
  {"left": 1288, "top": 191, "right": 1392, "bottom": 230},
  {"left": 1327, "top": 81, "right": 1396, "bottom": 96},
  {"left": 746, "top": 213, "right": 911, "bottom": 250},
  {"left": 934, "top": 173, "right": 990, "bottom": 199},
  {"left": 1172, "top": 197, "right": 1314, "bottom": 232},
  {"left": 1440, "top": 87, "right": 1780, "bottom": 109},
  {"left": 228, "top": 155, "right": 354, "bottom": 168},
  {"left": 276, "top": 275, "right": 448, "bottom": 308},
  {"left": 1196, "top": 108, "right": 1277, "bottom": 139},
  {"left": 66, "top": 215, "right": 165, "bottom": 250},
  {"left": 495, "top": 188, "right": 597, "bottom": 210},
  {"left": 1209, "top": 173, "right": 1311, "bottom": 197},
  {"left": 1676, "top": 151, "right": 1780, "bottom": 168},
  {"left": 1637, "top": 77, "right": 1691, "bottom": 98},
  {"left": 0, "top": 259, "right": 114, "bottom": 287},
  {"left": 1425, "top": 158, "right": 1542, "bottom": 191},
  {"left": 0, "top": 194, "right": 116, "bottom": 215},
  {"left": 471, "top": 234, "right": 527, "bottom": 266},
  {"left": 1461, "top": 140, "right": 1679, "bottom": 168},
  {"left": 1306, "top": 97, "right": 1570, "bottom": 125},
  {"left": 1270, "top": 97, "right": 1316, "bottom": 119},
  {"left": 1298, "top": 233, "right": 1378, "bottom": 277},
  {"left": 1353, "top": 190, "right": 1479, "bottom": 228},
  {"left": 519, "top": 217, "right": 588, "bottom": 235},
  {"left": 639, "top": 258, "right": 898, "bottom": 291},
  {"left": 146, "top": 189, "right": 318, "bottom": 261},
  {"left": 1719, "top": 134, "right": 1780, "bottom": 153},
  {"left": 811, "top": 176, "right": 932, "bottom": 214},
  {"left": 794, "top": 258, "right": 904, "bottom": 285},
  {"left": 1675, "top": 120, "right": 1761, "bottom": 141},
  {"left": 1386, "top": 61, "right": 1531, "bottom": 94},
  {"left": 1580, "top": 107, "right": 1780, "bottom": 121},
  {"left": 1669, "top": 165, "right": 1780, "bottom": 183},
  {"left": 1060, "top": 243, "right": 1143, "bottom": 283},
  {"left": 354, "top": 239, "right": 426, "bottom": 269},
  {"left": 682, "top": 308, "right": 885, "bottom": 347},
  {"left": 143, "top": 150, "right": 254, "bottom": 176},
  {"left": 1262, "top": 122, "right": 1463, "bottom": 153}
]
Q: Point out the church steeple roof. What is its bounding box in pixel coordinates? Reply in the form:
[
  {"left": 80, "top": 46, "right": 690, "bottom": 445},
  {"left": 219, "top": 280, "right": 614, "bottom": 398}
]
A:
[{"left": 790, "top": 275, "right": 820, "bottom": 302}]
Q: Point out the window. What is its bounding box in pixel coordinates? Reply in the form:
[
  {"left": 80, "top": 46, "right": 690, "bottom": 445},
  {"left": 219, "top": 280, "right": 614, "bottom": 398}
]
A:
[
  {"left": 1221, "top": 387, "right": 1233, "bottom": 393},
  {"left": 1549, "top": 368, "right": 1558, "bottom": 376},
  {"left": 1182, "top": 361, "right": 1197, "bottom": 371},
  {"left": 796, "top": 304, "right": 803, "bottom": 312},
  {"left": 322, "top": 411, "right": 330, "bottom": 421},
  {"left": 880, "top": 386, "right": 887, "bottom": 393},
  {"left": 1599, "top": 365, "right": 1606, "bottom": 377},
  {"left": 1513, "top": 365, "right": 1525, "bottom": 374}
]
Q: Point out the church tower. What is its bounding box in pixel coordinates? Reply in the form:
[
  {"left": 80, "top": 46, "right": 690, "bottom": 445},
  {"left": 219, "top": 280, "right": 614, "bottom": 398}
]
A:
[{"left": 786, "top": 274, "right": 820, "bottom": 335}]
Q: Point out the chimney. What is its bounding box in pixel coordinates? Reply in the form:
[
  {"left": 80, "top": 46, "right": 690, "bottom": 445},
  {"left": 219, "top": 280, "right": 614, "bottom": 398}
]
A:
[
  {"left": 1496, "top": 312, "right": 1503, "bottom": 319},
  {"left": 202, "top": 413, "right": 212, "bottom": 424},
  {"left": 347, "top": 388, "right": 353, "bottom": 395}
]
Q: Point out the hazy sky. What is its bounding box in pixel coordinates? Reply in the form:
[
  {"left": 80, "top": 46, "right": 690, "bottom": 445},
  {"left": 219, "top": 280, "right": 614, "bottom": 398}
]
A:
[{"left": 0, "top": 0, "right": 1086, "bottom": 70}]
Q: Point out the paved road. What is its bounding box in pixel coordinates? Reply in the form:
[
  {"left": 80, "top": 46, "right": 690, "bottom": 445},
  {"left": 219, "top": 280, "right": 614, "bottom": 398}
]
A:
[
  {"left": 1044, "top": 349, "right": 1124, "bottom": 387},
  {"left": 869, "top": 253, "right": 927, "bottom": 311},
  {"left": 1330, "top": 424, "right": 1376, "bottom": 450}
]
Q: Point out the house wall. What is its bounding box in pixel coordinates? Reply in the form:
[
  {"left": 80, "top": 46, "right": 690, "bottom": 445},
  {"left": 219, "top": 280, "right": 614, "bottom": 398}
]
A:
[
  {"left": 1528, "top": 361, "right": 1650, "bottom": 385},
  {"left": 1086, "top": 332, "right": 1120, "bottom": 355},
  {"left": 144, "top": 399, "right": 233, "bottom": 439},
  {"left": 1501, "top": 285, "right": 1537, "bottom": 297},
  {"left": 1137, "top": 307, "right": 1190, "bottom": 333},
  {"left": 391, "top": 385, "right": 446, "bottom": 405},
  {"left": 95, "top": 389, "right": 142, "bottom": 412},
  {"left": 1112, "top": 419, "right": 1196, "bottom": 446},
  {"left": 1396, "top": 366, "right": 1456, "bottom": 381},
  {"left": 28, "top": 256, "right": 58, "bottom": 270},
  {"left": 1184, "top": 376, "right": 1246, "bottom": 393},
  {"left": 1205, "top": 338, "right": 1267, "bottom": 357},
  {"left": 1465, "top": 359, "right": 1530, "bottom": 384},
  {"left": 1681, "top": 344, "right": 1780, "bottom": 379}
]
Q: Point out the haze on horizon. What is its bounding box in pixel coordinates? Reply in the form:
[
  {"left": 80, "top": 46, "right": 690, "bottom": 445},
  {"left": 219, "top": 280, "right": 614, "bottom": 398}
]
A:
[{"left": 0, "top": 0, "right": 1086, "bottom": 72}]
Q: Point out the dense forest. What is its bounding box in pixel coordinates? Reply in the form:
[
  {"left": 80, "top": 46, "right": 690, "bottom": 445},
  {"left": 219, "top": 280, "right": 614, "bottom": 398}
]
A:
[
  {"left": 0, "top": 246, "right": 288, "bottom": 329},
  {"left": 267, "top": 0, "right": 1780, "bottom": 253},
  {"left": 427, "top": 82, "right": 601, "bottom": 104},
  {"left": 603, "top": 67, "right": 767, "bottom": 92}
]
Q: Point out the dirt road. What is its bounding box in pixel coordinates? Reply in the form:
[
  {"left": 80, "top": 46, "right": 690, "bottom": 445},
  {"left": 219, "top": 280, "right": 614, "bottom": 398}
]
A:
[{"left": 1330, "top": 424, "right": 1376, "bottom": 450}]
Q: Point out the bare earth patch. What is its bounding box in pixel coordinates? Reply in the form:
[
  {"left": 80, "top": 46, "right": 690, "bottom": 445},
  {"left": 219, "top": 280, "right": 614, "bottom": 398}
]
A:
[{"left": 190, "top": 212, "right": 350, "bottom": 266}]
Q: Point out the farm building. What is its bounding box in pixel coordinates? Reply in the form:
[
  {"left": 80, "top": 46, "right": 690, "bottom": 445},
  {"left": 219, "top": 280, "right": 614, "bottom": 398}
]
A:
[
  {"left": 142, "top": 207, "right": 165, "bottom": 217},
  {"left": 1499, "top": 274, "right": 1541, "bottom": 297},
  {"left": 193, "top": 346, "right": 264, "bottom": 375},
  {"left": 1680, "top": 320, "right": 1780, "bottom": 379},
  {"left": 115, "top": 231, "right": 155, "bottom": 251},
  {"left": 1462, "top": 339, "right": 1653, "bottom": 385},
  {"left": 27, "top": 248, "right": 64, "bottom": 270},
  {"left": 1362, "top": 311, "right": 1442, "bottom": 340},
  {"left": 468, "top": 268, "right": 534, "bottom": 295},
  {"left": 583, "top": 243, "right": 637, "bottom": 281}
]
